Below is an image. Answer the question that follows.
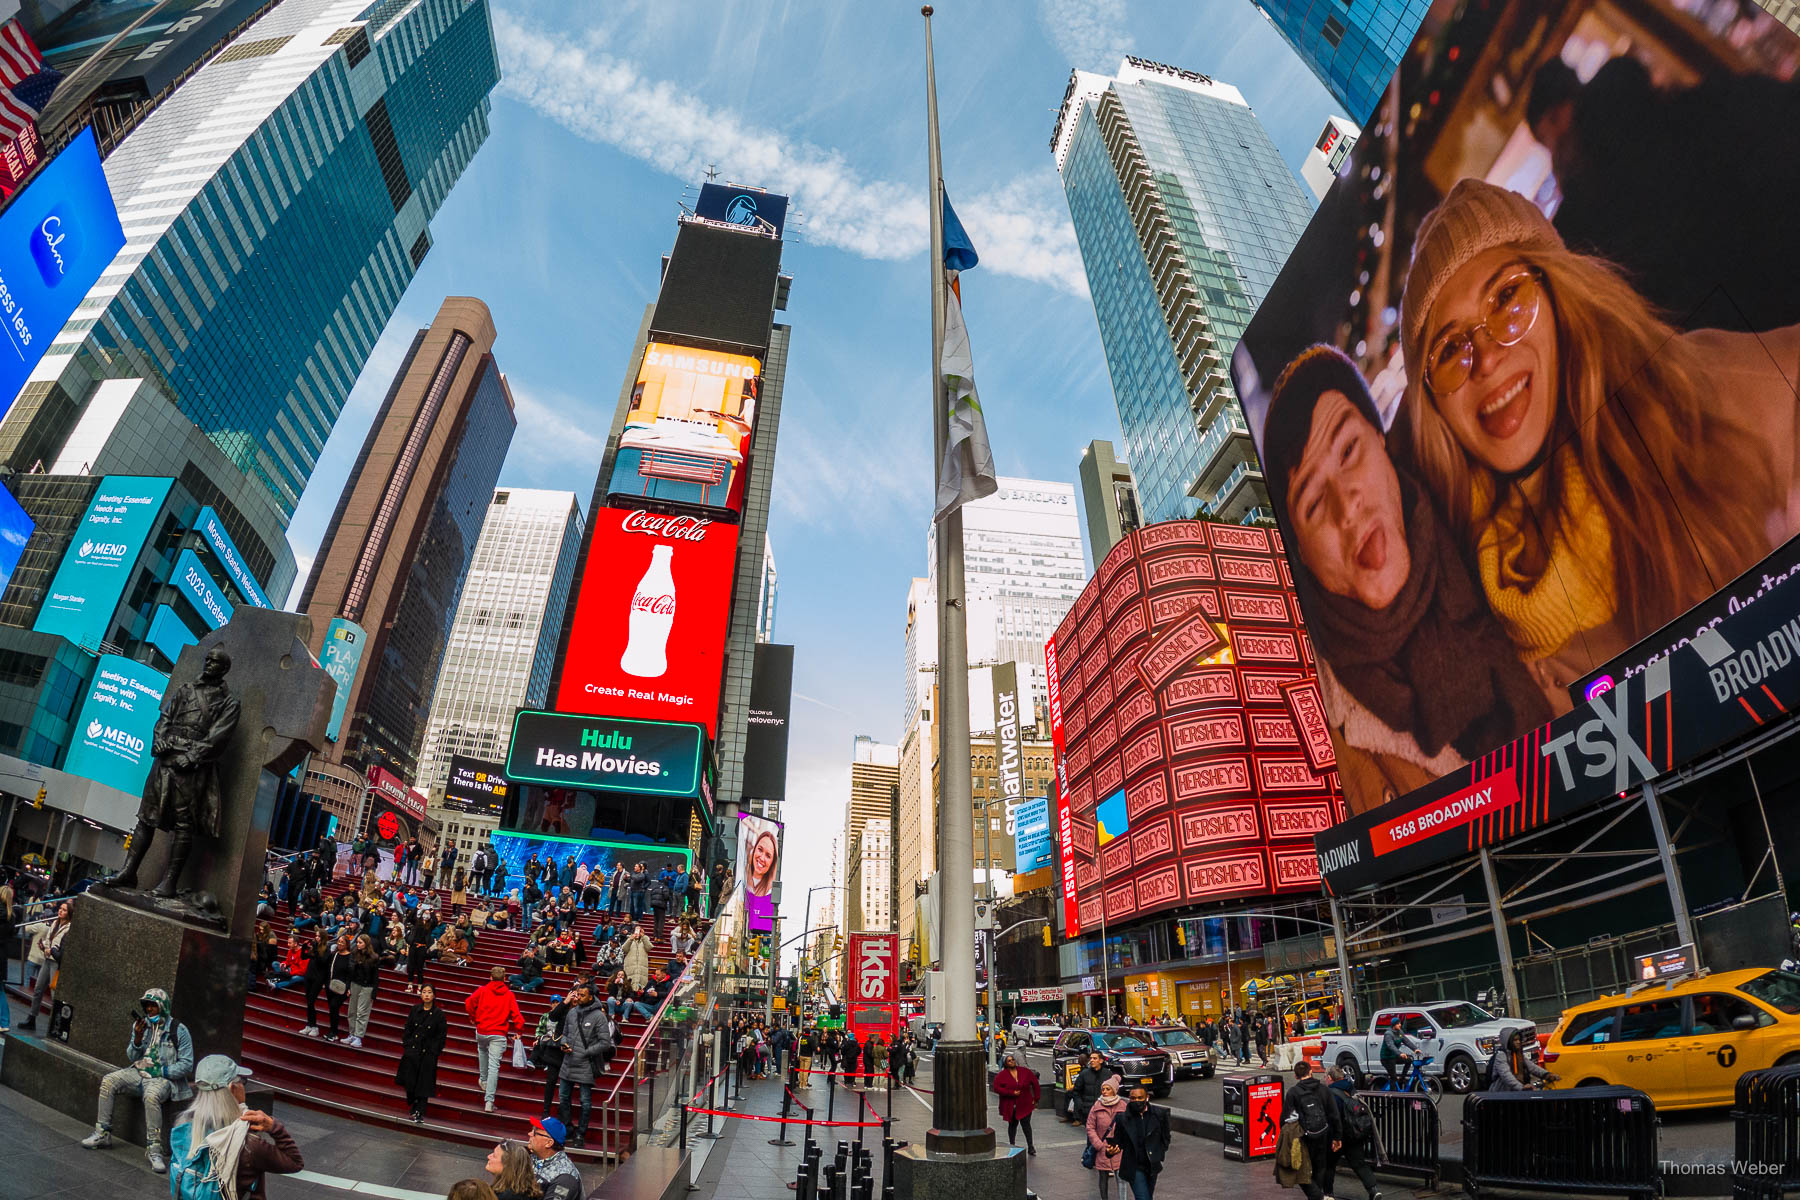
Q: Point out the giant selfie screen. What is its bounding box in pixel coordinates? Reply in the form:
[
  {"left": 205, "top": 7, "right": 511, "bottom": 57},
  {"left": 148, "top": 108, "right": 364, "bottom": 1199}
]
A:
[{"left": 1232, "top": 0, "right": 1800, "bottom": 887}]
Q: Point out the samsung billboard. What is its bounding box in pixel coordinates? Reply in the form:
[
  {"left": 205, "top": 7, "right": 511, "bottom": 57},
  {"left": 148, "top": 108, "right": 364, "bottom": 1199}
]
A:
[
  {"left": 33, "top": 475, "right": 173, "bottom": 651},
  {"left": 0, "top": 127, "right": 126, "bottom": 419}
]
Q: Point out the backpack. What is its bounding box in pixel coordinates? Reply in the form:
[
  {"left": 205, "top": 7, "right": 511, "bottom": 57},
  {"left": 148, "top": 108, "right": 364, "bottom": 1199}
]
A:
[
  {"left": 1291, "top": 1081, "right": 1331, "bottom": 1138},
  {"left": 1337, "top": 1088, "right": 1376, "bottom": 1140},
  {"left": 168, "top": 1123, "right": 224, "bottom": 1200}
]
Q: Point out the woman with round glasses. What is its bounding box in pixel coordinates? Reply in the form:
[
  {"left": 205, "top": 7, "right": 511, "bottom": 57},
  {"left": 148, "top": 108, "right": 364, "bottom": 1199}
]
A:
[{"left": 1401, "top": 179, "right": 1800, "bottom": 695}]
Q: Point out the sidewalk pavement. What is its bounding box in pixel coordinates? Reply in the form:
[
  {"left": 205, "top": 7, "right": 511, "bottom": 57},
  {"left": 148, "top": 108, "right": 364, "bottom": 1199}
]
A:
[
  {"left": 684, "top": 1060, "right": 1309, "bottom": 1200},
  {"left": 0, "top": 988, "right": 604, "bottom": 1200}
]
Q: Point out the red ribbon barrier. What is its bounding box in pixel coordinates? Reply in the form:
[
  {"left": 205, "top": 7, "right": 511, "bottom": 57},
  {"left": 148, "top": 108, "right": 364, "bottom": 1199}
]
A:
[{"left": 682, "top": 1105, "right": 883, "bottom": 1128}]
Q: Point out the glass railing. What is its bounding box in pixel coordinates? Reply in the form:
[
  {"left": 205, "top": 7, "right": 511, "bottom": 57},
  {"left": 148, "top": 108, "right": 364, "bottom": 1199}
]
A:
[{"left": 592, "top": 884, "right": 744, "bottom": 1163}]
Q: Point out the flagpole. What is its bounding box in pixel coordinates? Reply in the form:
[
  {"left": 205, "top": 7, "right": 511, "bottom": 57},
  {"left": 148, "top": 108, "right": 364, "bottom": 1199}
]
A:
[{"left": 921, "top": 3, "right": 992, "bottom": 1158}]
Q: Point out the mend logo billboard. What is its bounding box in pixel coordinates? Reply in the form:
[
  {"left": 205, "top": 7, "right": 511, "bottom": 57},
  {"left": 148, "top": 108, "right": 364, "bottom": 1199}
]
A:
[
  {"left": 62, "top": 655, "right": 168, "bottom": 794},
  {"left": 555, "top": 507, "right": 740, "bottom": 735},
  {"left": 506, "top": 709, "right": 705, "bottom": 798},
  {"left": 0, "top": 128, "right": 125, "bottom": 418},
  {"left": 34, "top": 476, "right": 174, "bottom": 651}
]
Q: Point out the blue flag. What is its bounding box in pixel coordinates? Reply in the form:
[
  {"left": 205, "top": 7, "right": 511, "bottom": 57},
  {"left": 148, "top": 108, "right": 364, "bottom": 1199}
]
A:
[{"left": 942, "top": 190, "right": 979, "bottom": 272}]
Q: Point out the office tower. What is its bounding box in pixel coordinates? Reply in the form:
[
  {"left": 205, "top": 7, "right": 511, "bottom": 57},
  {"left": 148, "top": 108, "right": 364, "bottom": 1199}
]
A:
[
  {"left": 1077, "top": 439, "right": 1140, "bottom": 564},
  {"left": 1252, "top": 0, "right": 1432, "bottom": 122},
  {"left": 755, "top": 536, "right": 778, "bottom": 643},
  {"left": 0, "top": 0, "right": 502, "bottom": 520},
  {"left": 1300, "top": 115, "right": 1360, "bottom": 200},
  {"left": 1759, "top": 0, "right": 1800, "bottom": 37},
  {"left": 297, "top": 297, "right": 516, "bottom": 784},
  {"left": 551, "top": 183, "right": 793, "bottom": 855},
  {"left": 1053, "top": 58, "right": 1315, "bottom": 526},
  {"left": 846, "top": 734, "right": 899, "bottom": 894},
  {"left": 415, "top": 487, "right": 583, "bottom": 805},
  {"left": 845, "top": 816, "right": 892, "bottom": 934},
  {"left": 926, "top": 477, "right": 1085, "bottom": 723}
]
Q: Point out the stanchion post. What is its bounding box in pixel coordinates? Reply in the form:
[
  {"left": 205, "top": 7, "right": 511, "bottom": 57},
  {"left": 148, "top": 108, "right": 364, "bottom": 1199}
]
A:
[
  {"left": 769, "top": 1077, "right": 797, "bottom": 1147},
  {"left": 827, "top": 1070, "right": 837, "bottom": 1123}
]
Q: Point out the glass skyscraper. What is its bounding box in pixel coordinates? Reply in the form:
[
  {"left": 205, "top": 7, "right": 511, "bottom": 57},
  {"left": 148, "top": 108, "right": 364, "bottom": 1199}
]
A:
[
  {"left": 0, "top": 0, "right": 501, "bottom": 521},
  {"left": 1054, "top": 59, "right": 1315, "bottom": 526},
  {"left": 1252, "top": 0, "right": 1432, "bottom": 122},
  {"left": 415, "top": 487, "right": 584, "bottom": 800}
]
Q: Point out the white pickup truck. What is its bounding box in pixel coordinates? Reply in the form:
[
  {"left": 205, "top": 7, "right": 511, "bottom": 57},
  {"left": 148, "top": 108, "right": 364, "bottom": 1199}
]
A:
[{"left": 1319, "top": 1000, "right": 1537, "bottom": 1094}]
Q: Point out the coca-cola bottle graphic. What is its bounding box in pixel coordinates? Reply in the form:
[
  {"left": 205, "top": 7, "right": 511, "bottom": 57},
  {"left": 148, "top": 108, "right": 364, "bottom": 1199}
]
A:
[{"left": 621, "top": 544, "right": 676, "bottom": 677}]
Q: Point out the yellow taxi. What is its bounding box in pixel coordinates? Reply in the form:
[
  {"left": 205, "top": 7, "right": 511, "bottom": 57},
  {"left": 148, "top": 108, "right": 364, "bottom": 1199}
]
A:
[{"left": 1541, "top": 967, "right": 1800, "bottom": 1110}]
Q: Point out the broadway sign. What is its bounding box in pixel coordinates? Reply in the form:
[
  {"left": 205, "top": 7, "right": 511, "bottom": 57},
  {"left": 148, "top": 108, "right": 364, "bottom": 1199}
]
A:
[{"left": 1316, "top": 555, "right": 1800, "bottom": 894}]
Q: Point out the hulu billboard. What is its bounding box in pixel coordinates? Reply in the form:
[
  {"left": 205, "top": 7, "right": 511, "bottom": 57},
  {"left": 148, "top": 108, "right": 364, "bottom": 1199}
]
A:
[{"left": 504, "top": 710, "right": 704, "bottom": 797}]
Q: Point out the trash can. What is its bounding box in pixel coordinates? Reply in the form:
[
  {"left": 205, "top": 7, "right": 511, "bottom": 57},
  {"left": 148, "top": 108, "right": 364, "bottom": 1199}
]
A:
[{"left": 1222, "top": 1072, "right": 1283, "bottom": 1161}]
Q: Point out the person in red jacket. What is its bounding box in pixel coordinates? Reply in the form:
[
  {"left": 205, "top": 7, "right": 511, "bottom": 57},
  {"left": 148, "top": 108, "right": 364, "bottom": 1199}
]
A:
[
  {"left": 465, "top": 965, "right": 525, "bottom": 1112},
  {"left": 991, "top": 1052, "right": 1041, "bottom": 1156}
]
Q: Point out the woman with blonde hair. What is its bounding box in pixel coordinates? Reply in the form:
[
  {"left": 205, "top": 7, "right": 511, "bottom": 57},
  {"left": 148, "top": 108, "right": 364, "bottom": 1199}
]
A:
[
  {"left": 481, "top": 1139, "right": 543, "bottom": 1199},
  {"left": 1402, "top": 179, "right": 1800, "bottom": 697}
]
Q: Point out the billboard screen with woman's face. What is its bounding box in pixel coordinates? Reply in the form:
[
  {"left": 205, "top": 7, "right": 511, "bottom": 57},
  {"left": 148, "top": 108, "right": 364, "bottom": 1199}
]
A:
[
  {"left": 1232, "top": 0, "right": 1800, "bottom": 886},
  {"left": 736, "top": 813, "right": 782, "bottom": 932}
]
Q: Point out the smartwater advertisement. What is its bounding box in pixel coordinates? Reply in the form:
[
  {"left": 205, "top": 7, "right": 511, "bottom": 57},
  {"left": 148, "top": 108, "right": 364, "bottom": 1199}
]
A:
[{"left": 61, "top": 654, "right": 168, "bottom": 794}]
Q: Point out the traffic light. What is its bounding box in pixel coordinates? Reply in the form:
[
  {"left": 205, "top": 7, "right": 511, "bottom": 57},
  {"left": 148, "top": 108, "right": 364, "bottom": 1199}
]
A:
[
  {"left": 31, "top": 785, "right": 45, "bottom": 809},
  {"left": 1042, "top": 924, "right": 1053, "bottom": 948},
  {"left": 1175, "top": 923, "right": 1187, "bottom": 948}
]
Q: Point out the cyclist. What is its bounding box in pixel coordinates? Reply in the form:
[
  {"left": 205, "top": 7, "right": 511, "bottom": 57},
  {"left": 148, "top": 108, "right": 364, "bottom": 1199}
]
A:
[
  {"left": 1486, "top": 1028, "right": 1558, "bottom": 1092},
  {"left": 1378, "top": 1021, "right": 1423, "bottom": 1088}
]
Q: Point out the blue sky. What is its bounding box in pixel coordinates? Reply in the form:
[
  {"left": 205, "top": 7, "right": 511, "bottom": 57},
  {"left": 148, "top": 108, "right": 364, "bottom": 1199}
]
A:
[{"left": 283, "top": 0, "right": 1337, "bottom": 958}]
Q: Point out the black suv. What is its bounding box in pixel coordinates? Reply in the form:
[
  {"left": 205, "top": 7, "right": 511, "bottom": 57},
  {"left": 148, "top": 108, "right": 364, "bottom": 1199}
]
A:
[{"left": 1052, "top": 1027, "right": 1174, "bottom": 1098}]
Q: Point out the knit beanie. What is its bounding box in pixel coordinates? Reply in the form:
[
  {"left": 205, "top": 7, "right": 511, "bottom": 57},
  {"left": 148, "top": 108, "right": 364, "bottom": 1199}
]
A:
[
  {"left": 1400, "top": 179, "right": 1563, "bottom": 385},
  {"left": 1262, "top": 344, "right": 1385, "bottom": 526}
]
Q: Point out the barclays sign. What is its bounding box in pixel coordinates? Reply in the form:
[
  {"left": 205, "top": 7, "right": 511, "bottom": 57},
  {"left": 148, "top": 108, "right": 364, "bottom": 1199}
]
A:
[{"left": 696, "top": 182, "right": 788, "bottom": 238}]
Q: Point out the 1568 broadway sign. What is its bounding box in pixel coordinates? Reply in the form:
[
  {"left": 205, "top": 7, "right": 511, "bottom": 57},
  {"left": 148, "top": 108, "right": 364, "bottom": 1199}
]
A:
[{"left": 506, "top": 709, "right": 704, "bottom": 798}]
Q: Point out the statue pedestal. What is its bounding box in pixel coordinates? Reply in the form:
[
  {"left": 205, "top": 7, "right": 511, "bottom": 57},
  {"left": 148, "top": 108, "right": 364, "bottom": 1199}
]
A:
[{"left": 1, "top": 893, "right": 252, "bottom": 1134}]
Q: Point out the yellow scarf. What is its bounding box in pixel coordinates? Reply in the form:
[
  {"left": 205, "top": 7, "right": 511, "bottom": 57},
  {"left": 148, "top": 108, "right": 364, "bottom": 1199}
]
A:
[{"left": 1475, "top": 449, "right": 1617, "bottom": 661}]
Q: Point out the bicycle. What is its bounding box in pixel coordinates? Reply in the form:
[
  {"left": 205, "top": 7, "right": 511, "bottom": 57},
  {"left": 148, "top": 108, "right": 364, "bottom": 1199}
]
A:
[{"left": 1376, "top": 1052, "right": 1444, "bottom": 1103}]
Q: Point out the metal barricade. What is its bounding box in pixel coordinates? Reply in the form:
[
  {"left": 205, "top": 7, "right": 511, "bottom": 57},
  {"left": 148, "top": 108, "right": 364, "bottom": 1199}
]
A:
[
  {"left": 1461, "top": 1086, "right": 1659, "bottom": 1200},
  {"left": 1733, "top": 1062, "right": 1800, "bottom": 1200},
  {"left": 1358, "top": 1090, "right": 1440, "bottom": 1190}
]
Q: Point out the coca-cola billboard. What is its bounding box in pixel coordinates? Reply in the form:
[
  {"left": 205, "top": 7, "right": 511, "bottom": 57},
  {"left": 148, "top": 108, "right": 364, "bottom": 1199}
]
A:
[
  {"left": 556, "top": 506, "right": 742, "bottom": 735},
  {"left": 1048, "top": 520, "right": 1343, "bottom": 935}
]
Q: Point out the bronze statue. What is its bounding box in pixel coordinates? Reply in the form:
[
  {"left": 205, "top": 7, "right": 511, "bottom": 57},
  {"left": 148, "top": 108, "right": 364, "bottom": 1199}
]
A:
[{"left": 105, "top": 647, "right": 241, "bottom": 898}]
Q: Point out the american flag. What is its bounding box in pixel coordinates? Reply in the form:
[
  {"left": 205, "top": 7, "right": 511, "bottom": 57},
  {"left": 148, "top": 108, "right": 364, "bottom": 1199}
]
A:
[
  {"left": 0, "top": 67, "right": 62, "bottom": 142},
  {"left": 0, "top": 20, "right": 42, "bottom": 89}
]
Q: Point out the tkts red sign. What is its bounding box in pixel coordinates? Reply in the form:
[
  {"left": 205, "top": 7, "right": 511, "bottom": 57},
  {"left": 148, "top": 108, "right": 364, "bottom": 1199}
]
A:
[{"left": 847, "top": 933, "right": 899, "bottom": 1043}]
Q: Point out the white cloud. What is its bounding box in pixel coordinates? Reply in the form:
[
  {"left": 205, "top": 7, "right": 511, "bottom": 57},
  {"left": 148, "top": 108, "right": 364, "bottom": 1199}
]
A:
[
  {"left": 494, "top": 14, "right": 1087, "bottom": 296},
  {"left": 1037, "top": 0, "right": 1132, "bottom": 72},
  {"left": 501, "top": 378, "right": 610, "bottom": 484}
]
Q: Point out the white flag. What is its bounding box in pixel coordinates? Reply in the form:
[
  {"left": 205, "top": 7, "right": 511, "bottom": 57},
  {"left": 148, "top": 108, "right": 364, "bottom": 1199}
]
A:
[{"left": 936, "top": 272, "right": 998, "bottom": 520}]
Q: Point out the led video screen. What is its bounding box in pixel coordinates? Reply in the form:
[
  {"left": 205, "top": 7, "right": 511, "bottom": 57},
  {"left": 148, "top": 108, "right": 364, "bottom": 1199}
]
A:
[{"left": 1229, "top": 0, "right": 1800, "bottom": 892}]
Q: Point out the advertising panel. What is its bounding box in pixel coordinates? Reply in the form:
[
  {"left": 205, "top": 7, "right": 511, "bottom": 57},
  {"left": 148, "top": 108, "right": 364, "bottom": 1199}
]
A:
[
  {"left": 192, "top": 506, "right": 270, "bottom": 607},
  {"left": 1046, "top": 520, "right": 1340, "bottom": 935},
  {"left": 993, "top": 660, "right": 1027, "bottom": 854},
  {"left": 1012, "top": 795, "right": 1053, "bottom": 875},
  {"left": 847, "top": 931, "right": 899, "bottom": 1042},
  {"left": 607, "top": 342, "right": 761, "bottom": 514},
  {"left": 443, "top": 754, "right": 509, "bottom": 818},
  {"left": 555, "top": 507, "right": 740, "bottom": 735},
  {"left": 146, "top": 604, "right": 197, "bottom": 666},
  {"left": 488, "top": 830, "right": 691, "bottom": 886},
  {"left": 742, "top": 642, "right": 792, "bottom": 800},
  {"left": 0, "top": 128, "right": 125, "bottom": 420},
  {"left": 33, "top": 475, "right": 173, "bottom": 651},
  {"left": 694, "top": 183, "right": 789, "bottom": 237},
  {"left": 506, "top": 709, "right": 704, "bottom": 798},
  {"left": 171, "top": 548, "right": 233, "bottom": 629},
  {"left": 736, "top": 812, "right": 781, "bottom": 932},
  {"left": 37, "top": 0, "right": 273, "bottom": 94},
  {"left": 1227, "top": 0, "right": 1800, "bottom": 886},
  {"left": 0, "top": 480, "right": 32, "bottom": 595},
  {"left": 319, "top": 617, "right": 366, "bottom": 743},
  {"left": 60, "top": 654, "right": 168, "bottom": 795},
  {"left": 364, "top": 764, "right": 429, "bottom": 849}
]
